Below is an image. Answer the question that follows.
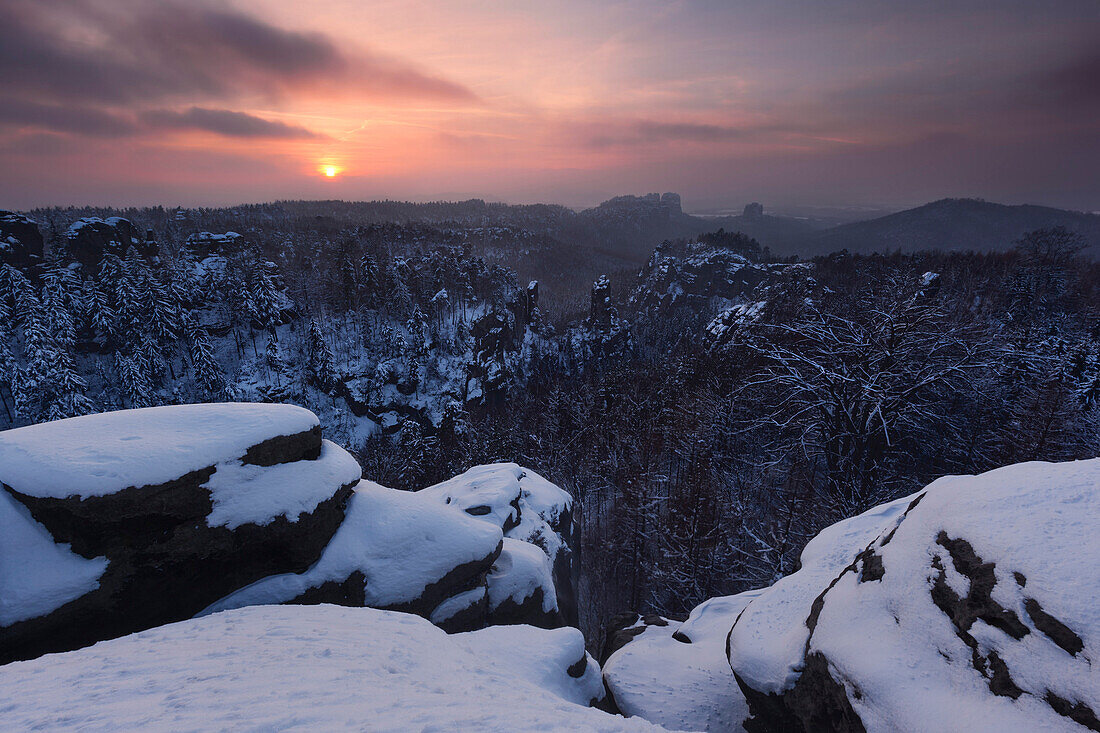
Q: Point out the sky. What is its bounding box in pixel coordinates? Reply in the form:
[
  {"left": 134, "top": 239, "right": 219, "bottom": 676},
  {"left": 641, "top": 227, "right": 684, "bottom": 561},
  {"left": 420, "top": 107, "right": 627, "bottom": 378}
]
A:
[{"left": 1, "top": 0, "right": 1098, "bottom": 212}]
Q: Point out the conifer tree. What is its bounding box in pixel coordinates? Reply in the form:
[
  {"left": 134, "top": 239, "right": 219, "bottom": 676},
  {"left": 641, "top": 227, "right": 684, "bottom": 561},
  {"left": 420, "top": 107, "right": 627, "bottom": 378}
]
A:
[
  {"left": 183, "top": 316, "right": 226, "bottom": 398},
  {"left": 306, "top": 317, "right": 337, "bottom": 390}
]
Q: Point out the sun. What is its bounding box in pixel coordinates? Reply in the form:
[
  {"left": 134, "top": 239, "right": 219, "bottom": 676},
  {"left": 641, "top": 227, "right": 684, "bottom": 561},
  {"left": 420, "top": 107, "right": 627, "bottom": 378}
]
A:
[{"left": 323, "top": 165, "right": 338, "bottom": 177}]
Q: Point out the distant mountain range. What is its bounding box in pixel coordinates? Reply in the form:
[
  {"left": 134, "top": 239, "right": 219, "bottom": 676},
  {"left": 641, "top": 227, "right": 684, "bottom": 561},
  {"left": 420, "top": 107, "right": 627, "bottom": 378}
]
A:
[
  {"left": 573, "top": 195, "right": 1100, "bottom": 260},
  {"left": 797, "top": 198, "right": 1100, "bottom": 257}
]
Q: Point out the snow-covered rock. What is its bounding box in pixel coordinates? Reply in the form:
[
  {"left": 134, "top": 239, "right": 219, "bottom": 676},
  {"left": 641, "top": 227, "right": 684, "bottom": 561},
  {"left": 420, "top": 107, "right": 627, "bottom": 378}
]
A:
[
  {"left": 0, "top": 402, "right": 322, "bottom": 500},
  {"left": 726, "top": 458, "right": 1100, "bottom": 732},
  {"left": 0, "top": 604, "right": 662, "bottom": 731},
  {"left": 0, "top": 404, "right": 360, "bottom": 663},
  {"left": 203, "top": 480, "right": 505, "bottom": 630},
  {"left": 207, "top": 464, "right": 577, "bottom": 634},
  {"left": 603, "top": 592, "right": 762, "bottom": 731},
  {"left": 421, "top": 462, "right": 576, "bottom": 626},
  {"left": 0, "top": 211, "right": 43, "bottom": 270},
  {"left": 486, "top": 537, "right": 560, "bottom": 627},
  {"left": 66, "top": 216, "right": 145, "bottom": 267}
]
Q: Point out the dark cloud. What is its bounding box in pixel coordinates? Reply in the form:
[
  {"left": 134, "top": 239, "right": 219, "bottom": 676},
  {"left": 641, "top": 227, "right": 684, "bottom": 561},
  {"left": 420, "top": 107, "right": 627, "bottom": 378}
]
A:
[
  {"left": 141, "top": 108, "right": 324, "bottom": 139},
  {"left": 0, "top": 0, "right": 476, "bottom": 107},
  {"left": 0, "top": 100, "right": 138, "bottom": 138}
]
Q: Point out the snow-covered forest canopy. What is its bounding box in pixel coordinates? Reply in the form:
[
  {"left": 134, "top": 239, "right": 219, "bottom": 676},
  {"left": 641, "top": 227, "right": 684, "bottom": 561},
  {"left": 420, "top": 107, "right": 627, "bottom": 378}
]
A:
[{"left": 2, "top": 201, "right": 1099, "bottom": 650}]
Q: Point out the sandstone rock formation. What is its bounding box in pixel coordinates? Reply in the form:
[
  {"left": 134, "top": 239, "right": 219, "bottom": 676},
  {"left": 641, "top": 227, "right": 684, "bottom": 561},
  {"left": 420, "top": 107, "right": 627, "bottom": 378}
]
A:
[
  {"left": 0, "top": 211, "right": 44, "bottom": 271},
  {"left": 602, "top": 458, "right": 1100, "bottom": 732},
  {"left": 0, "top": 403, "right": 360, "bottom": 663}
]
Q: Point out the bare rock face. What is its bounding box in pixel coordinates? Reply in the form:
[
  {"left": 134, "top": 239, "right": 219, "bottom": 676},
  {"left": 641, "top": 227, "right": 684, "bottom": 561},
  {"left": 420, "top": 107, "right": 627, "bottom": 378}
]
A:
[
  {"left": 0, "top": 404, "right": 360, "bottom": 663},
  {"left": 0, "top": 211, "right": 44, "bottom": 271},
  {"left": 726, "top": 459, "right": 1100, "bottom": 732}
]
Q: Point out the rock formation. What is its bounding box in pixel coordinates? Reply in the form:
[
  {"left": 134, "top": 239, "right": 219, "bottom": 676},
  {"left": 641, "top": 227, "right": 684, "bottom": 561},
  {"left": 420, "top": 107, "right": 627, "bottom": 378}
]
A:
[
  {"left": 0, "top": 403, "right": 359, "bottom": 663},
  {"left": 603, "top": 458, "right": 1100, "bottom": 732},
  {"left": 0, "top": 211, "right": 44, "bottom": 271},
  {"left": 1, "top": 406, "right": 577, "bottom": 663}
]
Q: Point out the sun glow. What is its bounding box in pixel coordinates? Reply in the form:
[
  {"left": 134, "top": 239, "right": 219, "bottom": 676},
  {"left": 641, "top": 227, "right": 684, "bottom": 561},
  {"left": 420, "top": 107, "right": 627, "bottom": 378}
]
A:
[{"left": 320, "top": 164, "right": 341, "bottom": 178}]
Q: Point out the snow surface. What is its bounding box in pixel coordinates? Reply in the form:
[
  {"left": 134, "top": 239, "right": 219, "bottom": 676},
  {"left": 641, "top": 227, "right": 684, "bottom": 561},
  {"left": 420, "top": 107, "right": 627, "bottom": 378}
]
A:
[
  {"left": 204, "top": 439, "right": 361, "bottom": 529},
  {"left": 0, "top": 490, "right": 109, "bottom": 626},
  {"left": 0, "top": 605, "right": 664, "bottom": 731},
  {"left": 805, "top": 459, "right": 1100, "bottom": 732},
  {"left": 726, "top": 490, "right": 918, "bottom": 693},
  {"left": 603, "top": 591, "right": 762, "bottom": 732},
  {"left": 0, "top": 403, "right": 319, "bottom": 499},
  {"left": 488, "top": 537, "right": 558, "bottom": 613},
  {"left": 203, "top": 480, "right": 504, "bottom": 613}
]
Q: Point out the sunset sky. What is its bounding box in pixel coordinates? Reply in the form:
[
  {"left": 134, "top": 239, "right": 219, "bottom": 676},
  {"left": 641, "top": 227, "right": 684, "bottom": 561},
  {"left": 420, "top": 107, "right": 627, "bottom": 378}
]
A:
[{"left": 2, "top": 0, "right": 1098, "bottom": 211}]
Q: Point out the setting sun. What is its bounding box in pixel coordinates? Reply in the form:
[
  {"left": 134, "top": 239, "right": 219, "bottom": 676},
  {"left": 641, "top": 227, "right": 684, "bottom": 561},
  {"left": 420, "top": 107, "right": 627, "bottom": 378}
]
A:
[{"left": 322, "top": 165, "right": 338, "bottom": 178}]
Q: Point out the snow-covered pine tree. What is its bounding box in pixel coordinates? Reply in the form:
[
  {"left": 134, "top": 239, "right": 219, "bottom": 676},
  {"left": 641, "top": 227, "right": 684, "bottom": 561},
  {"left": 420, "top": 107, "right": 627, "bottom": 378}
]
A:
[
  {"left": 83, "top": 280, "right": 117, "bottom": 345},
  {"left": 306, "top": 317, "right": 337, "bottom": 390},
  {"left": 182, "top": 315, "right": 226, "bottom": 398},
  {"left": 114, "top": 351, "right": 155, "bottom": 409},
  {"left": 264, "top": 334, "right": 287, "bottom": 390}
]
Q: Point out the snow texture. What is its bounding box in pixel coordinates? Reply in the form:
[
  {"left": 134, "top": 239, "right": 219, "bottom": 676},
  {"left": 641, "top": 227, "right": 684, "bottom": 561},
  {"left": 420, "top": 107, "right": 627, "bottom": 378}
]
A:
[
  {"left": 0, "top": 403, "right": 318, "bottom": 499},
  {"left": 807, "top": 459, "right": 1100, "bottom": 732},
  {"left": 603, "top": 591, "right": 762, "bottom": 731},
  {"left": 204, "top": 439, "right": 361, "bottom": 529},
  {"left": 203, "top": 480, "right": 504, "bottom": 613},
  {"left": 0, "top": 490, "right": 109, "bottom": 626},
  {"left": 0, "top": 604, "right": 663, "bottom": 731}
]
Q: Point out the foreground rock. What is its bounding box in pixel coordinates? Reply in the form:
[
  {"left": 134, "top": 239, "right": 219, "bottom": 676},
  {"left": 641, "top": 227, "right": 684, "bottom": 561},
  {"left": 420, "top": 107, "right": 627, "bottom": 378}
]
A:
[
  {"left": 0, "top": 404, "right": 360, "bottom": 663},
  {"left": 208, "top": 462, "right": 576, "bottom": 633},
  {"left": 420, "top": 462, "right": 576, "bottom": 628},
  {"left": 604, "top": 458, "right": 1100, "bottom": 732},
  {"left": 1, "top": 406, "right": 578, "bottom": 662},
  {"left": 730, "top": 458, "right": 1100, "bottom": 732},
  {"left": 0, "top": 605, "right": 662, "bottom": 731}
]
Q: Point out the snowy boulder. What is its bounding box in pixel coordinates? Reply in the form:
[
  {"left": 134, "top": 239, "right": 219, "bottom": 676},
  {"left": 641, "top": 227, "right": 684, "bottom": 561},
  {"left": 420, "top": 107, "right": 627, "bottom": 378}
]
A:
[
  {"left": 0, "top": 404, "right": 361, "bottom": 663},
  {"left": 203, "top": 480, "right": 505, "bottom": 632},
  {"left": 0, "top": 211, "right": 43, "bottom": 271},
  {"left": 185, "top": 230, "right": 244, "bottom": 256},
  {"left": 727, "top": 458, "right": 1100, "bottom": 732},
  {"left": 420, "top": 462, "right": 577, "bottom": 627},
  {"left": 205, "top": 463, "right": 576, "bottom": 634},
  {"left": 0, "top": 605, "right": 661, "bottom": 731},
  {"left": 602, "top": 591, "right": 762, "bottom": 731}
]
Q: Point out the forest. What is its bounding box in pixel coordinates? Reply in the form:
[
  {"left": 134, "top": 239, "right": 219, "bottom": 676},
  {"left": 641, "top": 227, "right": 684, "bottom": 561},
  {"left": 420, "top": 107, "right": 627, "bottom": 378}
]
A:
[{"left": 2, "top": 204, "right": 1098, "bottom": 647}]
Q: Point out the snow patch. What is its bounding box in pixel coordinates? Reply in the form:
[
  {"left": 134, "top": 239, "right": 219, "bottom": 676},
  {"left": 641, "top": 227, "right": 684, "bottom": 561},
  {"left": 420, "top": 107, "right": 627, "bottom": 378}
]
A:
[
  {"left": 0, "top": 490, "right": 109, "bottom": 626},
  {"left": 204, "top": 439, "right": 361, "bottom": 529}
]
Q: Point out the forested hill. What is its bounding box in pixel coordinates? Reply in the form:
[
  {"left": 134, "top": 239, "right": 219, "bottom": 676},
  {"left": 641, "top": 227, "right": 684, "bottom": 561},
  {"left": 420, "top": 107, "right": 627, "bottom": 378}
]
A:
[{"left": 802, "top": 198, "right": 1100, "bottom": 256}]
